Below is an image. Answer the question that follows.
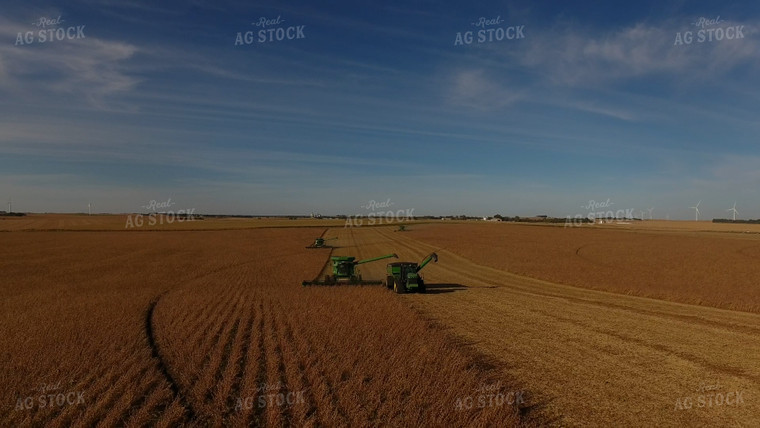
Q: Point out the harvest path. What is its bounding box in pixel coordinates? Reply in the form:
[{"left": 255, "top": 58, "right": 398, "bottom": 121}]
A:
[{"left": 337, "top": 226, "right": 760, "bottom": 427}]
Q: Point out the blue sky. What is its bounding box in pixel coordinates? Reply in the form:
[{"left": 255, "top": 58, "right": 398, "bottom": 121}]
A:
[{"left": 0, "top": 0, "right": 759, "bottom": 219}]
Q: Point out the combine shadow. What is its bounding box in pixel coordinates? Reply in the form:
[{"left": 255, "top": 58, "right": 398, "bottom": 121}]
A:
[{"left": 423, "top": 283, "right": 468, "bottom": 294}]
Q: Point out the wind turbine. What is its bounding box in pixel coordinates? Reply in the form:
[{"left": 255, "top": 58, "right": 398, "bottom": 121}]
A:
[
  {"left": 639, "top": 210, "right": 645, "bottom": 221},
  {"left": 647, "top": 207, "right": 654, "bottom": 220},
  {"left": 727, "top": 202, "right": 738, "bottom": 221},
  {"left": 88, "top": 202, "right": 92, "bottom": 216},
  {"left": 7, "top": 197, "right": 11, "bottom": 214},
  {"left": 690, "top": 200, "right": 701, "bottom": 221}
]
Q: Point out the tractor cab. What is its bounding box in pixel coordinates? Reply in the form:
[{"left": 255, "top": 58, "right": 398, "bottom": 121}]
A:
[
  {"left": 385, "top": 253, "right": 437, "bottom": 294},
  {"left": 331, "top": 256, "right": 358, "bottom": 279},
  {"left": 386, "top": 262, "right": 423, "bottom": 293}
]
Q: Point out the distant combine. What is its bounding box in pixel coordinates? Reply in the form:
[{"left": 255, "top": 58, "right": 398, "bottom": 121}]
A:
[{"left": 306, "top": 237, "right": 337, "bottom": 248}]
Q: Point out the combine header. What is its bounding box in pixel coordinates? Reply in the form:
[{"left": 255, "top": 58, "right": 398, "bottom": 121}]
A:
[
  {"left": 302, "top": 253, "right": 398, "bottom": 286},
  {"left": 385, "top": 252, "right": 438, "bottom": 294},
  {"left": 306, "top": 237, "right": 337, "bottom": 248}
]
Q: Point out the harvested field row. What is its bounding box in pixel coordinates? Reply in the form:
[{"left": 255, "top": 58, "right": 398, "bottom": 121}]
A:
[{"left": 409, "top": 222, "right": 760, "bottom": 313}]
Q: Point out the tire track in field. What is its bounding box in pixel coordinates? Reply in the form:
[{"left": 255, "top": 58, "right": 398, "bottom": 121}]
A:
[
  {"left": 145, "top": 294, "right": 196, "bottom": 422},
  {"left": 143, "top": 261, "right": 253, "bottom": 424},
  {"left": 145, "top": 260, "right": 256, "bottom": 421},
  {"left": 141, "top": 259, "right": 265, "bottom": 424}
]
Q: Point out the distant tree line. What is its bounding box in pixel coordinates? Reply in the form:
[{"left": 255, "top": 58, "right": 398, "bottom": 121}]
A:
[
  {"left": 713, "top": 219, "right": 760, "bottom": 224},
  {"left": 490, "top": 214, "right": 593, "bottom": 224}
]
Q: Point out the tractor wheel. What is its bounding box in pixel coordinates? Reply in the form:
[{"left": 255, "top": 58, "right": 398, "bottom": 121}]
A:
[
  {"left": 418, "top": 280, "right": 426, "bottom": 293},
  {"left": 393, "top": 279, "right": 406, "bottom": 294},
  {"left": 386, "top": 276, "right": 394, "bottom": 289}
]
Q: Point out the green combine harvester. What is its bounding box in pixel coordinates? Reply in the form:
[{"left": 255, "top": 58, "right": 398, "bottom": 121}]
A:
[
  {"left": 385, "top": 252, "right": 438, "bottom": 294},
  {"left": 306, "top": 237, "right": 338, "bottom": 248},
  {"left": 302, "top": 253, "right": 398, "bottom": 286}
]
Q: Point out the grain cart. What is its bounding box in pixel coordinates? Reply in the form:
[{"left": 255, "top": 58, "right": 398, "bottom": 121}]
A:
[
  {"left": 385, "top": 252, "right": 438, "bottom": 294},
  {"left": 302, "top": 253, "right": 398, "bottom": 286},
  {"left": 306, "top": 237, "right": 337, "bottom": 248}
]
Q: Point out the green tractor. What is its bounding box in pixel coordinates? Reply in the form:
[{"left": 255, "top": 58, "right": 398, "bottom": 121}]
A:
[
  {"left": 385, "top": 252, "right": 438, "bottom": 294},
  {"left": 306, "top": 236, "right": 338, "bottom": 248},
  {"left": 303, "top": 253, "right": 398, "bottom": 286}
]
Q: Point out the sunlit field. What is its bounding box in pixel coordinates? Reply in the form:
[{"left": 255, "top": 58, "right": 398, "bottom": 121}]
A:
[{"left": 2, "top": 217, "right": 758, "bottom": 426}]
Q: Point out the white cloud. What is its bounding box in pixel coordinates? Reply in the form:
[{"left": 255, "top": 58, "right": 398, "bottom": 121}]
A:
[
  {"left": 0, "top": 16, "right": 139, "bottom": 107},
  {"left": 515, "top": 20, "right": 760, "bottom": 86},
  {"left": 439, "top": 19, "right": 760, "bottom": 118},
  {"left": 566, "top": 101, "right": 638, "bottom": 121},
  {"left": 447, "top": 69, "right": 522, "bottom": 109}
]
